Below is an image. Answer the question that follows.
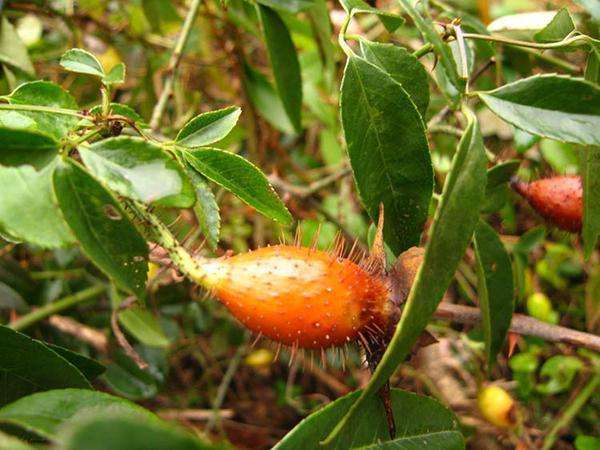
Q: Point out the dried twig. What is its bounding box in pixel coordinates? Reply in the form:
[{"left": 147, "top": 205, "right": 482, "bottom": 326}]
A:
[
  {"left": 158, "top": 408, "right": 235, "bottom": 421},
  {"left": 111, "top": 296, "right": 149, "bottom": 369},
  {"left": 48, "top": 315, "right": 109, "bottom": 353},
  {"left": 434, "top": 303, "right": 600, "bottom": 352},
  {"left": 268, "top": 166, "right": 352, "bottom": 199}
]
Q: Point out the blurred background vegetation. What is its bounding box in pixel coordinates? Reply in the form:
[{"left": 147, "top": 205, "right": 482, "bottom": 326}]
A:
[{"left": 0, "top": 0, "right": 598, "bottom": 448}]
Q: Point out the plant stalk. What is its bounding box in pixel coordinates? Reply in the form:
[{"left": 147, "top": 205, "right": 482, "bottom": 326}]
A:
[
  {"left": 9, "top": 284, "right": 105, "bottom": 331},
  {"left": 541, "top": 374, "right": 600, "bottom": 450},
  {"left": 462, "top": 32, "right": 591, "bottom": 50},
  {"left": 149, "top": 0, "right": 202, "bottom": 130}
]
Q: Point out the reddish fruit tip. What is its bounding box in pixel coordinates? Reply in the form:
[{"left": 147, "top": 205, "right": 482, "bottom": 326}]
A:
[{"left": 511, "top": 176, "right": 582, "bottom": 233}]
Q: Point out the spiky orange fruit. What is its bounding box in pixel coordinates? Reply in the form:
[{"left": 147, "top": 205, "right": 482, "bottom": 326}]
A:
[
  {"left": 195, "top": 245, "right": 390, "bottom": 349},
  {"left": 511, "top": 176, "right": 582, "bottom": 232}
]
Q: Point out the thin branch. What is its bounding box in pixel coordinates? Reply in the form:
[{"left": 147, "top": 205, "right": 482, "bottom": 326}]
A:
[
  {"left": 462, "top": 32, "right": 590, "bottom": 50},
  {"left": 149, "top": 0, "right": 202, "bottom": 130},
  {"left": 542, "top": 374, "right": 600, "bottom": 450},
  {"left": 48, "top": 315, "right": 109, "bottom": 353},
  {"left": 206, "top": 333, "right": 249, "bottom": 432},
  {"left": 9, "top": 285, "right": 105, "bottom": 331},
  {"left": 268, "top": 166, "right": 352, "bottom": 199},
  {"left": 158, "top": 408, "right": 235, "bottom": 422},
  {"left": 434, "top": 303, "right": 600, "bottom": 352},
  {"left": 111, "top": 296, "right": 148, "bottom": 369}
]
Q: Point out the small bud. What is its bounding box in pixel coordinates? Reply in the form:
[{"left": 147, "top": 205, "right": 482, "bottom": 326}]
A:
[{"left": 526, "top": 292, "right": 553, "bottom": 322}]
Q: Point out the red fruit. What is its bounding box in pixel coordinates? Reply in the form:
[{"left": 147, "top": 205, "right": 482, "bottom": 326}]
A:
[
  {"left": 511, "top": 176, "right": 582, "bottom": 232},
  {"left": 195, "top": 245, "right": 390, "bottom": 349}
]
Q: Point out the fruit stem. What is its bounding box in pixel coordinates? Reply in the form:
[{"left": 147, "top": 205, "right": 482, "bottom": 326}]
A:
[{"left": 124, "top": 200, "right": 211, "bottom": 288}]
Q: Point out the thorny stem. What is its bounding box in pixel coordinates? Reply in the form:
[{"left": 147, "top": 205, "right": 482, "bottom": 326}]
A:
[
  {"left": 412, "top": 43, "right": 434, "bottom": 59},
  {"left": 541, "top": 374, "right": 600, "bottom": 450},
  {"left": 9, "top": 285, "right": 106, "bottom": 331},
  {"left": 149, "top": 0, "right": 202, "bottom": 130},
  {"left": 124, "top": 200, "right": 208, "bottom": 285}
]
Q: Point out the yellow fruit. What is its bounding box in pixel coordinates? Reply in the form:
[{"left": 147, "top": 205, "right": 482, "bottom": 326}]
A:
[
  {"left": 477, "top": 385, "right": 516, "bottom": 428},
  {"left": 245, "top": 349, "right": 274, "bottom": 367}
]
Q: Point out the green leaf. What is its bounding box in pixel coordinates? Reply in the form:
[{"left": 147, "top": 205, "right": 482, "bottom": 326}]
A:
[
  {"left": 0, "top": 162, "right": 75, "bottom": 248},
  {"left": 477, "top": 75, "right": 600, "bottom": 146},
  {"left": 582, "top": 146, "right": 600, "bottom": 259},
  {"left": 585, "top": 50, "right": 599, "bottom": 84},
  {"left": 356, "top": 431, "right": 465, "bottom": 450},
  {"left": 119, "top": 308, "right": 170, "bottom": 348},
  {"left": 473, "top": 220, "right": 515, "bottom": 369},
  {"left": 62, "top": 415, "right": 212, "bottom": 450},
  {"left": 6, "top": 81, "right": 79, "bottom": 141},
  {"left": 340, "top": 0, "right": 405, "bottom": 33},
  {"left": 242, "top": 62, "right": 295, "bottom": 134},
  {"left": 0, "top": 389, "right": 157, "bottom": 440},
  {"left": 112, "top": 288, "right": 170, "bottom": 348},
  {"left": 257, "top": 5, "right": 302, "bottom": 132},
  {"left": 176, "top": 106, "right": 241, "bottom": 148},
  {"left": 0, "top": 326, "right": 90, "bottom": 407},
  {"left": 256, "top": 0, "right": 315, "bottom": 13},
  {"left": 359, "top": 40, "right": 429, "bottom": 117},
  {"left": 59, "top": 48, "right": 105, "bottom": 78},
  {"left": 0, "top": 127, "right": 58, "bottom": 169},
  {"left": 274, "top": 389, "right": 462, "bottom": 450},
  {"left": 325, "top": 109, "right": 486, "bottom": 444},
  {"left": 534, "top": 8, "right": 575, "bottom": 43},
  {"left": 186, "top": 165, "right": 221, "bottom": 250},
  {"left": 576, "top": 436, "right": 600, "bottom": 450},
  {"left": 536, "top": 355, "right": 583, "bottom": 394},
  {"left": 103, "top": 62, "right": 126, "bottom": 85},
  {"left": 184, "top": 148, "right": 292, "bottom": 224},
  {"left": 45, "top": 345, "right": 106, "bottom": 381},
  {"left": 0, "top": 430, "right": 34, "bottom": 450},
  {"left": 53, "top": 160, "right": 148, "bottom": 297},
  {"left": 102, "top": 351, "right": 159, "bottom": 400},
  {"left": 81, "top": 137, "right": 195, "bottom": 208},
  {"left": 482, "top": 160, "right": 520, "bottom": 213},
  {"left": 0, "top": 282, "right": 28, "bottom": 313},
  {"left": 540, "top": 139, "right": 579, "bottom": 173},
  {"left": 0, "top": 17, "right": 35, "bottom": 76},
  {"left": 397, "top": 0, "right": 464, "bottom": 93},
  {"left": 340, "top": 55, "right": 432, "bottom": 255},
  {"left": 514, "top": 128, "right": 541, "bottom": 154},
  {"left": 486, "top": 160, "right": 520, "bottom": 189},
  {"left": 141, "top": 0, "right": 181, "bottom": 33}
]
